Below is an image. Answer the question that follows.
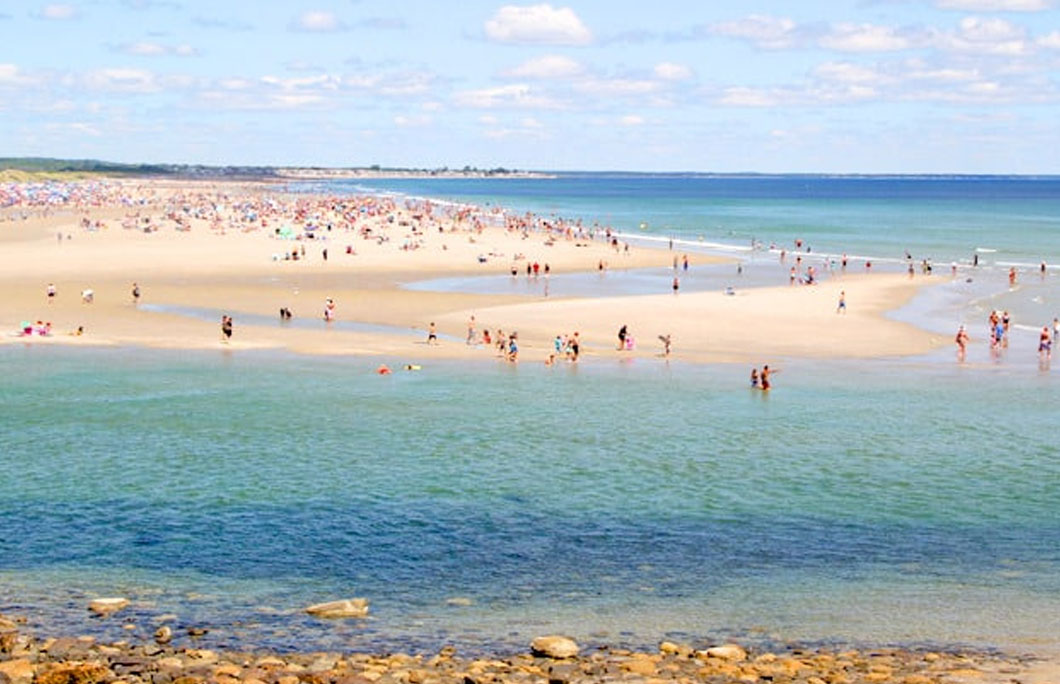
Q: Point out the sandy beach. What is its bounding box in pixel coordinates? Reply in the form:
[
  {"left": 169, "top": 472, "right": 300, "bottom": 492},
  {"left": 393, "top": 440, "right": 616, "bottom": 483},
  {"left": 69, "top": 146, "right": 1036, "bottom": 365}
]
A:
[{"left": 0, "top": 179, "right": 944, "bottom": 364}]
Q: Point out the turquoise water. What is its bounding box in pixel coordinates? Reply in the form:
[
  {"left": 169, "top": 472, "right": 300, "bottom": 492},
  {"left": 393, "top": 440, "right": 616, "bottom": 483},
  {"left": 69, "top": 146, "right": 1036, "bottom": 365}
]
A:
[
  {"left": 3, "top": 175, "right": 1060, "bottom": 656},
  {"left": 1, "top": 345, "right": 1058, "bottom": 654},
  {"left": 315, "top": 175, "right": 1060, "bottom": 267}
]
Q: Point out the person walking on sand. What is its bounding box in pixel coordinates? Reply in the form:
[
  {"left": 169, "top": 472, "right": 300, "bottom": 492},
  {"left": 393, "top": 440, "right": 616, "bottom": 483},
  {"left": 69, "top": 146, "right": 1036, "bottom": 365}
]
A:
[
  {"left": 221, "top": 315, "right": 233, "bottom": 343},
  {"left": 956, "top": 325, "right": 969, "bottom": 362},
  {"left": 427, "top": 322, "right": 438, "bottom": 345},
  {"left": 132, "top": 282, "right": 141, "bottom": 305},
  {"left": 836, "top": 290, "right": 846, "bottom": 314},
  {"left": 658, "top": 334, "right": 672, "bottom": 356},
  {"left": 466, "top": 315, "right": 476, "bottom": 345},
  {"left": 672, "top": 276, "right": 679, "bottom": 294},
  {"left": 617, "top": 324, "right": 628, "bottom": 350},
  {"left": 46, "top": 283, "right": 56, "bottom": 303}
]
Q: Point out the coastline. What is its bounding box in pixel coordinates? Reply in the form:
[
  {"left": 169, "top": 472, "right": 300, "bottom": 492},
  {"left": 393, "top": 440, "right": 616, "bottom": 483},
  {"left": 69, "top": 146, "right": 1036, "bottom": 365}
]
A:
[{"left": 1, "top": 177, "right": 946, "bottom": 364}]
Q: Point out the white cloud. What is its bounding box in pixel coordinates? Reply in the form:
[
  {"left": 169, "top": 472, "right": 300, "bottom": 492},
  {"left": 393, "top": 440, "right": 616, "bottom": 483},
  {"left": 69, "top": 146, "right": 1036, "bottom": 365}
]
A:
[
  {"left": 619, "top": 114, "right": 644, "bottom": 126},
  {"left": 261, "top": 74, "right": 340, "bottom": 91},
  {"left": 819, "top": 24, "right": 911, "bottom": 52},
  {"left": 932, "top": 16, "right": 1029, "bottom": 55},
  {"left": 479, "top": 115, "right": 498, "bottom": 124},
  {"left": 575, "top": 77, "right": 659, "bottom": 96},
  {"left": 936, "top": 0, "right": 1052, "bottom": 10},
  {"left": 814, "top": 62, "right": 885, "bottom": 83},
  {"left": 291, "top": 10, "right": 346, "bottom": 32},
  {"left": 719, "top": 86, "right": 780, "bottom": 107},
  {"left": 454, "top": 83, "right": 560, "bottom": 108},
  {"left": 653, "top": 62, "right": 693, "bottom": 81},
  {"left": 503, "top": 55, "right": 584, "bottom": 79},
  {"left": 83, "top": 68, "right": 159, "bottom": 93},
  {"left": 1039, "top": 31, "right": 1060, "bottom": 48},
  {"left": 40, "top": 4, "right": 77, "bottom": 20},
  {"left": 394, "top": 114, "right": 432, "bottom": 127},
  {"left": 484, "top": 4, "right": 592, "bottom": 45},
  {"left": 0, "top": 63, "right": 32, "bottom": 86},
  {"left": 711, "top": 15, "right": 799, "bottom": 50},
  {"left": 118, "top": 41, "right": 198, "bottom": 57}
]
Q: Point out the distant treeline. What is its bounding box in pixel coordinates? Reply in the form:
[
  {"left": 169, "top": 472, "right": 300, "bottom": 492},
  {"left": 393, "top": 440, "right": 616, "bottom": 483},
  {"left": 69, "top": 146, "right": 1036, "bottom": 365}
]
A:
[
  {"left": 0, "top": 158, "right": 280, "bottom": 178},
  {"left": 0, "top": 158, "right": 524, "bottom": 178}
]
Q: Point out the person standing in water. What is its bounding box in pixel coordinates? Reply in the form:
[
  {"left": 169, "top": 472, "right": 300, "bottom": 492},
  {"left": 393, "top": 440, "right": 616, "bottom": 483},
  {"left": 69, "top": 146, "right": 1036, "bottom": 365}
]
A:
[
  {"left": 760, "top": 365, "right": 778, "bottom": 390},
  {"left": 956, "top": 325, "right": 969, "bottom": 362}
]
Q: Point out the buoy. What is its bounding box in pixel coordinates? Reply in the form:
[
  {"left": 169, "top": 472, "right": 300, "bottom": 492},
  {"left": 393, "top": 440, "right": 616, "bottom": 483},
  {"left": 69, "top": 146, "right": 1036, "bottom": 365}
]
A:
[{"left": 376, "top": 364, "right": 391, "bottom": 375}]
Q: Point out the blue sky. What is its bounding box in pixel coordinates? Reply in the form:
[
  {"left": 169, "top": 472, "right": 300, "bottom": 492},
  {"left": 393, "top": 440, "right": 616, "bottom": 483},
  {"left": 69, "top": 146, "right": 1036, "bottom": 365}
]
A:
[{"left": 1, "top": 0, "right": 1059, "bottom": 172}]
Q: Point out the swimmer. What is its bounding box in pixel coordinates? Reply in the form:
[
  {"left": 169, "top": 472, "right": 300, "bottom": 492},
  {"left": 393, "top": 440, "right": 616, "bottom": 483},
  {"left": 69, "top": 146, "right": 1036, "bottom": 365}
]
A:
[
  {"left": 376, "top": 364, "right": 392, "bottom": 375},
  {"left": 750, "top": 368, "right": 759, "bottom": 389}
]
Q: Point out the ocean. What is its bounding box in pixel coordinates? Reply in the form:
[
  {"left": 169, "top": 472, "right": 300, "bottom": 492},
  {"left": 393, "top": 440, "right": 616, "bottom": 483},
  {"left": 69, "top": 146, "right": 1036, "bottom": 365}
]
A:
[{"left": 2, "top": 175, "right": 1059, "bottom": 656}]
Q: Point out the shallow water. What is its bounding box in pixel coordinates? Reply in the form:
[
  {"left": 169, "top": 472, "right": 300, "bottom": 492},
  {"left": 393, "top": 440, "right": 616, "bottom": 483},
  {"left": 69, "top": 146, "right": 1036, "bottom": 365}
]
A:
[{"left": 1, "top": 346, "right": 1058, "bottom": 654}]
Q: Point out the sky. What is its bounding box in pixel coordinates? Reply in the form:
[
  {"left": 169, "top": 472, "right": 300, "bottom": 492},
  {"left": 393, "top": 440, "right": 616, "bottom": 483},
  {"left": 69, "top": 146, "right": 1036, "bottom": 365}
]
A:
[{"left": 1, "top": 0, "right": 1059, "bottom": 173}]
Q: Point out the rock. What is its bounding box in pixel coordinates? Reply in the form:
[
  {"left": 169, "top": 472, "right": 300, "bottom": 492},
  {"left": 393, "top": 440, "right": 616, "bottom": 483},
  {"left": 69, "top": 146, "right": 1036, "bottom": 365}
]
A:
[
  {"left": 88, "top": 598, "right": 130, "bottom": 617},
  {"left": 154, "top": 626, "right": 172, "bottom": 644},
  {"left": 658, "top": 641, "right": 687, "bottom": 656},
  {"left": 36, "top": 663, "right": 111, "bottom": 684},
  {"left": 0, "top": 660, "right": 33, "bottom": 684},
  {"left": 304, "top": 599, "right": 370, "bottom": 619},
  {"left": 0, "top": 617, "right": 17, "bottom": 632},
  {"left": 620, "top": 657, "right": 657, "bottom": 676},
  {"left": 702, "top": 645, "right": 747, "bottom": 662},
  {"left": 445, "top": 597, "right": 473, "bottom": 607},
  {"left": 186, "top": 627, "right": 208, "bottom": 637},
  {"left": 530, "top": 636, "right": 579, "bottom": 659}
]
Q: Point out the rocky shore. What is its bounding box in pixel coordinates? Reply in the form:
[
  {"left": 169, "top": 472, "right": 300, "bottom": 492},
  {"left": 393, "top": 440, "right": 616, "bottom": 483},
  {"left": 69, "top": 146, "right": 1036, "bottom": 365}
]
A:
[{"left": 0, "top": 612, "right": 1043, "bottom": 684}]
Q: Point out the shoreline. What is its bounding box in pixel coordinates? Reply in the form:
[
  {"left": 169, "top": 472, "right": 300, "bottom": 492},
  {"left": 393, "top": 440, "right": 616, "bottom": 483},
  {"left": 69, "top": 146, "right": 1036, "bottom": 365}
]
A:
[
  {"left": 2, "top": 614, "right": 1056, "bottom": 684},
  {"left": 0, "top": 177, "right": 953, "bottom": 365}
]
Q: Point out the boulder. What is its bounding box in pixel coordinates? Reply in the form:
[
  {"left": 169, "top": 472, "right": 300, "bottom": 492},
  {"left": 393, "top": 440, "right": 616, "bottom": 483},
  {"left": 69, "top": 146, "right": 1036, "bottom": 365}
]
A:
[
  {"left": 530, "top": 636, "right": 579, "bottom": 659},
  {"left": 304, "top": 599, "right": 369, "bottom": 619},
  {"left": 154, "top": 626, "right": 172, "bottom": 644},
  {"left": 0, "top": 660, "right": 34, "bottom": 684},
  {"left": 88, "top": 598, "right": 129, "bottom": 617},
  {"left": 702, "top": 645, "right": 747, "bottom": 662}
]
